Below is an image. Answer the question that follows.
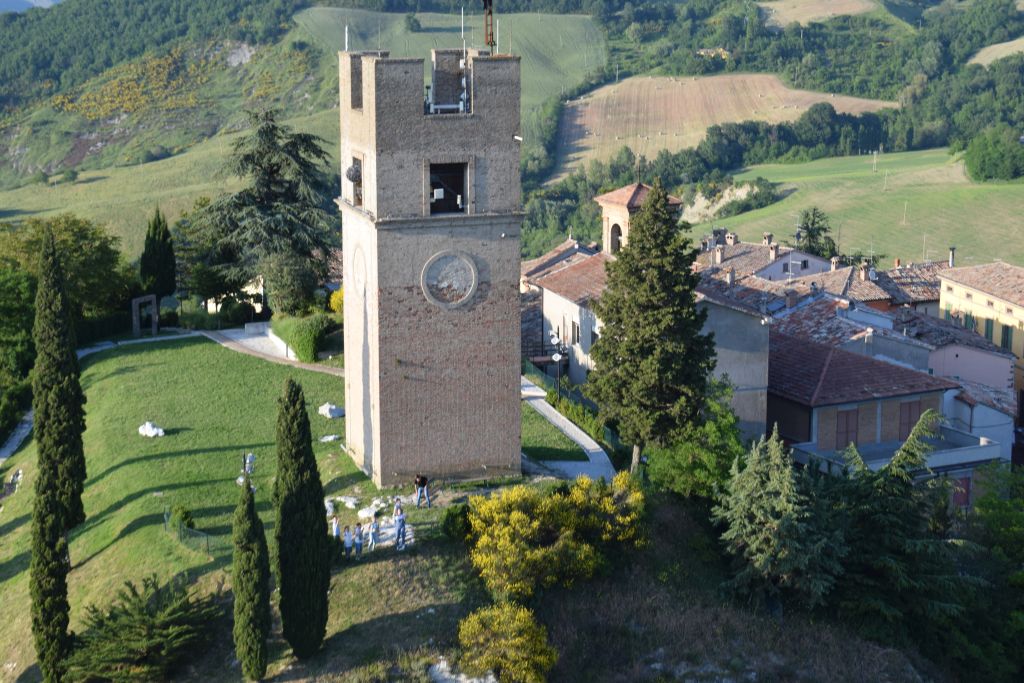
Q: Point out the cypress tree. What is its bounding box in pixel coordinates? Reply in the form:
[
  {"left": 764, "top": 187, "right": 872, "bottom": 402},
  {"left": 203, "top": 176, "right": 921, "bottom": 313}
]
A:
[
  {"left": 272, "top": 379, "right": 329, "bottom": 659},
  {"left": 140, "top": 208, "right": 176, "bottom": 300},
  {"left": 588, "top": 180, "right": 716, "bottom": 473},
  {"left": 30, "top": 229, "right": 84, "bottom": 683},
  {"left": 232, "top": 476, "right": 271, "bottom": 681},
  {"left": 32, "top": 228, "right": 87, "bottom": 530},
  {"left": 712, "top": 426, "right": 846, "bottom": 616}
]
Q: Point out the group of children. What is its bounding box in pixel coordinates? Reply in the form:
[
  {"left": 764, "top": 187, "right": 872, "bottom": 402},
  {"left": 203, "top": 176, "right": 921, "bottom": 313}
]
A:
[{"left": 330, "top": 499, "right": 409, "bottom": 558}]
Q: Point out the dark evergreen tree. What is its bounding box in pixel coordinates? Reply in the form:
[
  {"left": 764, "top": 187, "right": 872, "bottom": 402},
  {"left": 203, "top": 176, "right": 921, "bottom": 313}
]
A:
[
  {"left": 139, "top": 207, "right": 177, "bottom": 300},
  {"left": 32, "top": 228, "right": 86, "bottom": 530},
  {"left": 233, "top": 475, "right": 271, "bottom": 681},
  {"left": 272, "top": 379, "right": 329, "bottom": 659},
  {"left": 588, "top": 180, "right": 716, "bottom": 472},
  {"left": 30, "top": 468, "right": 71, "bottom": 683},
  {"left": 712, "top": 427, "right": 847, "bottom": 616},
  {"left": 189, "top": 110, "right": 337, "bottom": 286}
]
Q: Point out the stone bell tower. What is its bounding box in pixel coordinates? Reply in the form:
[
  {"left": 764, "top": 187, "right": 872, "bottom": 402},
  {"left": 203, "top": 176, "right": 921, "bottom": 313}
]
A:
[{"left": 338, "top": 48, "right": 523, "bottom": 486}]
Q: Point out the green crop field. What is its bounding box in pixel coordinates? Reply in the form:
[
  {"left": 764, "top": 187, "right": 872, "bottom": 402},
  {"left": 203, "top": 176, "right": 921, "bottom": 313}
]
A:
[
  {"left": 703, "top": 148, "right": 1024, "bottom": 267},
  {"left": 0, "top": 9, "right": 604, "bottom": 257}
]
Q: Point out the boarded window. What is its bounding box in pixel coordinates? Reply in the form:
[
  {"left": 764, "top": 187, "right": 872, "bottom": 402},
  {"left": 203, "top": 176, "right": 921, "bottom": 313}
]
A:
[
  {"left": 899, "top": 400, "right": 922, "bottom": 440},
  {"left": 836, "top": 409, "right": 858, "bottom": 450},
  {"left": 429, "top": 163, "right": 466, "bottom": 214}
]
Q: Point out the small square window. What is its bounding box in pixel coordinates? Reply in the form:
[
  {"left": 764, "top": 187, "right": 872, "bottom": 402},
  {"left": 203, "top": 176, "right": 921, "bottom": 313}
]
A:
[
  {"left": 945, "top": 285, "right": 953, "bottom": 292},
  {"left": 965, "top": 292, "right": 973, "bottom": 300},
  {"left": 429, "top": 163, "right": 466, "bottom": 214},
  {"left": 1007, "top": 307, "right": 1014, "bottom": 315},
  {"left": 782, "top": 263, "right": 790, "bottom": 273},
  {"left": 987, "top": 300, "right": 994, "bottom": 308},
  {"left": 801, "top": 259, "right": 809, "bottom": 269}
]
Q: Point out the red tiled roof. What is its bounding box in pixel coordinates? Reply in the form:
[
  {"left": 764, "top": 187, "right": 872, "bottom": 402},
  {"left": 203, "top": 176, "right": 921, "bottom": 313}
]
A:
[
  {"left": 534, "top": 252, "right": 614, "bottom": 306},
  {"left": 877, "top": 261, "right": 948, "bottom": 304},
  {"left": 521, "top": 238, "right": 598, "bottom": 280},
  {"left": 769, "top": 332, "right": 958, "bottom": 407},
  {"left": 594, "top": 183, "right": 682, "bottom": 210},
  {"left": 955, "top": 379, "right": 1017, "bottom": 418},
  {"left": 941, "top": 262, "right": 1024, "bottom": 308},
  {"left": 892, "top": 308, "right": 1014, "bottom": 357}
]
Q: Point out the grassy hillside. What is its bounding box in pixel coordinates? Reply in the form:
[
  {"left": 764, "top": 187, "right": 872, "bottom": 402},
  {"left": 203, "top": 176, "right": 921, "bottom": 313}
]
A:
[
  {"left": 758, "top": 0, "right": 879, "bottom": 27},
  {"left": 970, "top": 35, "right": 1024, "bottom": 65},
  {"left": 0, "top": 8, "right": 603, "bottom": 188},
  {"left": 554, "top": 73, "right": 896, "bottom": 178},
  {"left": 704, "top": 148, "right": 1024, "bottom": 267}
]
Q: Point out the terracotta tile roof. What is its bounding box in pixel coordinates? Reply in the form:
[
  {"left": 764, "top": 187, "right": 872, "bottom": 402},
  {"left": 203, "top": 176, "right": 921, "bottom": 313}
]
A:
[
  {"left": 521, "top": 239, "right": 598, "bottom": 281},
  {"left": 695, "top": 243, "right": 784, "bottom": 278},
  {"left": 593, "top": 183, "right": 682, "bottom": 210},
  {"left": 954, "top": 379, "right": 1017, "bottom": 418},
  {"left": 844, "top": 267, "right": 893, "bottom": 303},
  {"left": 534, "top": 252, "right": 614, "bottom": 306},
  {"left": 876, "top": 261, "right": 948, "bottom": 304},
  {"left": 892, "top": 308, "right": 1014, "bottom": 357},
  {"left": 769, "top": 332, "right": 958, "bottom": 407},
  {"left": 941, "top": 262, "right": 1024, "bottom": 308}
]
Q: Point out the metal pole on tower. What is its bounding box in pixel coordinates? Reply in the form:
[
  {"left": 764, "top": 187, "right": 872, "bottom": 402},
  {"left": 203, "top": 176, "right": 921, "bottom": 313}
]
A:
[
  {"left": 461, "top": 5, "right": 465, "bottom": 39},
  {"left": 345, "top": 25, "right": 349, "bottom": 51}
]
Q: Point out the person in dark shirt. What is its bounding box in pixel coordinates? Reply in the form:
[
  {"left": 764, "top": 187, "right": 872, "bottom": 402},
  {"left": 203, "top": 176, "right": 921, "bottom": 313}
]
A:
[{"left": 414, "top": 474, "right": 431, "bottom": 508}]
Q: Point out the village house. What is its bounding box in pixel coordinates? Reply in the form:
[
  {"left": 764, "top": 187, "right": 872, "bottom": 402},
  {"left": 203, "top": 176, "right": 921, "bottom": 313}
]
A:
[
  {"left": 524, "top": 183, "right": 770, "bottom": 442},
  {"left": 767, "top": 332, "right": 1006, "bottom": 505}
]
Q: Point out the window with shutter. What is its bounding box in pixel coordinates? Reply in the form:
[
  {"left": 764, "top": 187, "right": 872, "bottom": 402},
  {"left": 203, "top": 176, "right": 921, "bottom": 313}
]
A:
[
  {"left": 836, "top": 409, "right": 858, "bottom": 450},
  {"left": 899, "top": 400, "right": 922, "bottom": 440}
]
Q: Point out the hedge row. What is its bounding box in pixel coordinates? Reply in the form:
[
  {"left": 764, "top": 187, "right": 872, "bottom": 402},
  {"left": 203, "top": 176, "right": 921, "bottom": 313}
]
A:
[{"left": 271, "top": 313, "right": 339, "bottom": 363}]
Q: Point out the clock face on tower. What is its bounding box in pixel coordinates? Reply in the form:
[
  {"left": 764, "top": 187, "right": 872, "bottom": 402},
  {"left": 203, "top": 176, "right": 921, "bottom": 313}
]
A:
[{"left": 421, "top": 250, "right": 479, "bottom": 309}]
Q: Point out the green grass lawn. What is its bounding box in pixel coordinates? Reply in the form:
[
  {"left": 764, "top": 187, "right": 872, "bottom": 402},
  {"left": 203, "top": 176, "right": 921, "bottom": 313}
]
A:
[
  {"left": 521, "top": 401, "right": 589, "bottom": 462},
  {"left": 705, "top": 148, "right": 1024, "bottom": 267}
]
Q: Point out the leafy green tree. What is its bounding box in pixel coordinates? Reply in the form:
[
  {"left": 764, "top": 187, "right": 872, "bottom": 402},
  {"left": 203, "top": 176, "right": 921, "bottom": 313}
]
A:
[
  {"left": 404, "top": 12, "right": 421, "bottom": 32},
  {"left": 0, "top": 214, "right": 134, "bottom": 319},
  {"left": 588, "top": 180, "right": 716, "bottom": 473},
  {"left": 794, "top": 207, "right": 838, "bottom": 258},
  {"left": 713, "top": 427, "right": 846, "bottom": 615},
  {"left": 262, "top": 251, "right": 317, "bottom": 315},
  {"left": 32, "top": 229, "right": 87, "bottom": 531},
  {"left": 139, "top": 207, "right": 177, "bottom": 300},
  {"left": 964, "top": 124, "right": 1024, "bottom": 181},
  {"left": 0, "top": 265, "right": 36, "bottom": 379},
  {"left": 232, "top": 476, "right": 271, "bottom": 681},
  {"left": 272, "top": 379, "right": 329, "bottom": 659},
  {"left": 648, "top": 381, "right": 746, "bottom": 499},
  {"left": 67, "top": 575, "right": 220, "bottom": 681},
  {"left": 189, "top": 110, "right": 336, "bottom": 286}
]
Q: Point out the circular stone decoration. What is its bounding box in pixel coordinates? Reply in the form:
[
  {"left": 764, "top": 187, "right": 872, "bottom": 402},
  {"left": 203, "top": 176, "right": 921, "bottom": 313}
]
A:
[{"left": 421, "top": 250, "right": 479, "bottom": 309}]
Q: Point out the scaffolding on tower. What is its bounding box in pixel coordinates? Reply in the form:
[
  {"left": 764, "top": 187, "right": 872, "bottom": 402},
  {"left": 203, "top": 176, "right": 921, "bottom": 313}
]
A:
[{"left": 482, "top": 0, "right": 496, "bottom": 51}]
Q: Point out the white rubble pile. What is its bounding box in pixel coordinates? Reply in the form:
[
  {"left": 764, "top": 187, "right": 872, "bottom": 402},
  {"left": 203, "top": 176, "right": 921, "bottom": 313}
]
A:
[
  {"left": 428, "top": 658, "right": 497, "bottom": 683},
  {"left": 319, "top": 434, "right": 341, "bottom": 443},
  {"left": 138, "top": 422, "right": 165, "bottom": 438},
  {"left": 318, "top": 403, "right": 345, "bottom": 419}
]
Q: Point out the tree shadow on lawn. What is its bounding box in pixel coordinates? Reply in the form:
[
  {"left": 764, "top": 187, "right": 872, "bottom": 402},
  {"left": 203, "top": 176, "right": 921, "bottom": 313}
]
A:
[
  {"left": 267, "top": 604, "right": 468, "bottom": 682},
  {"left": 74, "top": 510, "right": 167, "bottom": 569},
  {"left": 0, "top": 550, "right": 29, "bottom": 584},
  {"left": 323, "top": 470, "right": 370, "bottom": 496},
  {"left": 88, "top": 442, "right": 273, "bottom": 487},
  {"left": 14, "top": 663, "right": 40, "bottom": 683},
  {"left": 0, "top": 512, "right": 30, "bottom": 538}
]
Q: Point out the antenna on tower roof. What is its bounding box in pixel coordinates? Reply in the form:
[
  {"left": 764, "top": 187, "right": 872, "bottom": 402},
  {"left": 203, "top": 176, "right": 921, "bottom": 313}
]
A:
[{"left": 482, "top": 0, "right": 496, "bottom": 52}]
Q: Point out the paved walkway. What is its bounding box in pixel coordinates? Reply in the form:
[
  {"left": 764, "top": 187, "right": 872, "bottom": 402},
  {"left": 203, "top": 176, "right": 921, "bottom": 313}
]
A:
[
  {"left": 520, "top": 376, "right": 616, "bottom": 480},
  {"left": 199, "top": 329, "right": 344, "bottom": 377}
]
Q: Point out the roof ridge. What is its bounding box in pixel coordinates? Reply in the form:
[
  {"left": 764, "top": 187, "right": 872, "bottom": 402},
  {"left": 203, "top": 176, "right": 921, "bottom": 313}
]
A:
[{"left": 809, "top": 346, "right": 835, "bottom": 406}]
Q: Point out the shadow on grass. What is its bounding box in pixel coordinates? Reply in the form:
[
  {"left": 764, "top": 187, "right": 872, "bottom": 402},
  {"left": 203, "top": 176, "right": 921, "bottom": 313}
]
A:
[
  {"left": 0, "top": 551, "right": 29, "bottom": 583},
  {"left": 74, "top": 511, "right": 168, "bottom": 569},
  {"left": 0, "top": 512, "right": 30, "bottom": 538},
  {"left": 87, "top": 442, "right": 273, "bottom": 487},
  {"left": 323, "top": 470, "right": 369, "bottom": 496},
  {"left": 14, "top": 663, "right": 40, "bottom": 683}
]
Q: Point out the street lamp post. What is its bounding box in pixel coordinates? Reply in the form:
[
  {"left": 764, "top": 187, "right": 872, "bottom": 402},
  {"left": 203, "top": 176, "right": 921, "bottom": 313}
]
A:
[{"left": 549, "top": 332, "right": 568, "bottom": 401}]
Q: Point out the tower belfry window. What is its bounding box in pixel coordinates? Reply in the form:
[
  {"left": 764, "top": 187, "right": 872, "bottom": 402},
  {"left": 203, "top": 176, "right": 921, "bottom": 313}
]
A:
[{"left": 429, "top": 163, "right": 466, "bottom": 214}]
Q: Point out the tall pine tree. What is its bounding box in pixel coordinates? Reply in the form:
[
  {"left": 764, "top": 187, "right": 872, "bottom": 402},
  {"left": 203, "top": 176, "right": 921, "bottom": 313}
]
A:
[
  {"left": 273, "top": 379, "right": 329, "bottom": 659},
  {"left": 712, "top": 427, "right": 847, "bottom": 616},
  {"left": 232, "top": 476, "right": 271, "bottom": 681},
  {"left": 139, "top": 207, "right": 177, "bottom": 300},
  {"left": 30, "top": 229, "right": 85, "bottom": 683},
  {"left": 588, "top": 180, "right": 716, "bottom": 472},
  {"left": 32, "top": 228, "right": 87, "bottom": 529}
]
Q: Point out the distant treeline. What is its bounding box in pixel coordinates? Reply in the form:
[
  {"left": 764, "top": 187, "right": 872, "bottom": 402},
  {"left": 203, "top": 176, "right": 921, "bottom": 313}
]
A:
[{"left": 0, "top": 0, "right": 307, "bottom": 110}]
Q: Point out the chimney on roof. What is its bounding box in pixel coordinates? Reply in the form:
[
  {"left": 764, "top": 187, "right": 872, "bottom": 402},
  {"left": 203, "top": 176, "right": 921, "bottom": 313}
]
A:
[
  {"left": 858, "top": 262, "right": 869, "bottom": 281},
  {"left": 830, "top": 256, "right": 840, "bottom": 271},
  {"left": 768, "top": 243, "right": 779, "bottom": 262},
  {"left": 785, "top": 289, "right": 798, "bottom": 309},
  {"left": 725, "top": 232, "right": 739, "bottom": 246},
  {"left": 713, "top": 245, "right": 724, "bottom": 266},
  {"left": 894, "top": 257, "right": 901, "bottom": 269},
  {"left": 949, "top": 247, "right": 956, "bottom": 268},
  {"left": 712, "top": 227, "right": 726, "bottom": 245},
  {"left": 762, "top": 232, "right": 773, "bottom": 246},
  {"left": 726, "top": 267, "right": 735, "bottom": 286}
]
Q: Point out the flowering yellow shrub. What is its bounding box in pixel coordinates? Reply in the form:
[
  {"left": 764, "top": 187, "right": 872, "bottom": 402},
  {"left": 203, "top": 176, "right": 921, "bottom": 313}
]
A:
[
  {"left": 458, "top": 603, "right": 557, "bottom": 683},
  {"left": 467, "top": 475, "right": 646, "bottom": 601},
  {"left": 328, "top": 287, "right": 344, "bottom": 314}
]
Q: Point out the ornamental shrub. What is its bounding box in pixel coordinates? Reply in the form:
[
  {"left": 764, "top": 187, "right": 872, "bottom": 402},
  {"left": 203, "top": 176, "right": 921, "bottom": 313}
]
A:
[
  {"left": 262, "top": 252, "right": 317, "bottom": 315},
  {"left": 458, "top": 603, "right": 557, "bottom": 683},
  {"left": 66, "top": 575, "right": 221, "bottom": 682},
  {"left": 170, "top": 504, "right": 195, "bottom": 530},
  {"left": 328, "top": 287, "right": 344, "bottom": 314},
  {"left": 441, "top": 502, "right": 471, "bottom": 543},
  {"left": 271, "top": 313, "right": 335, "bottom": 363}
]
